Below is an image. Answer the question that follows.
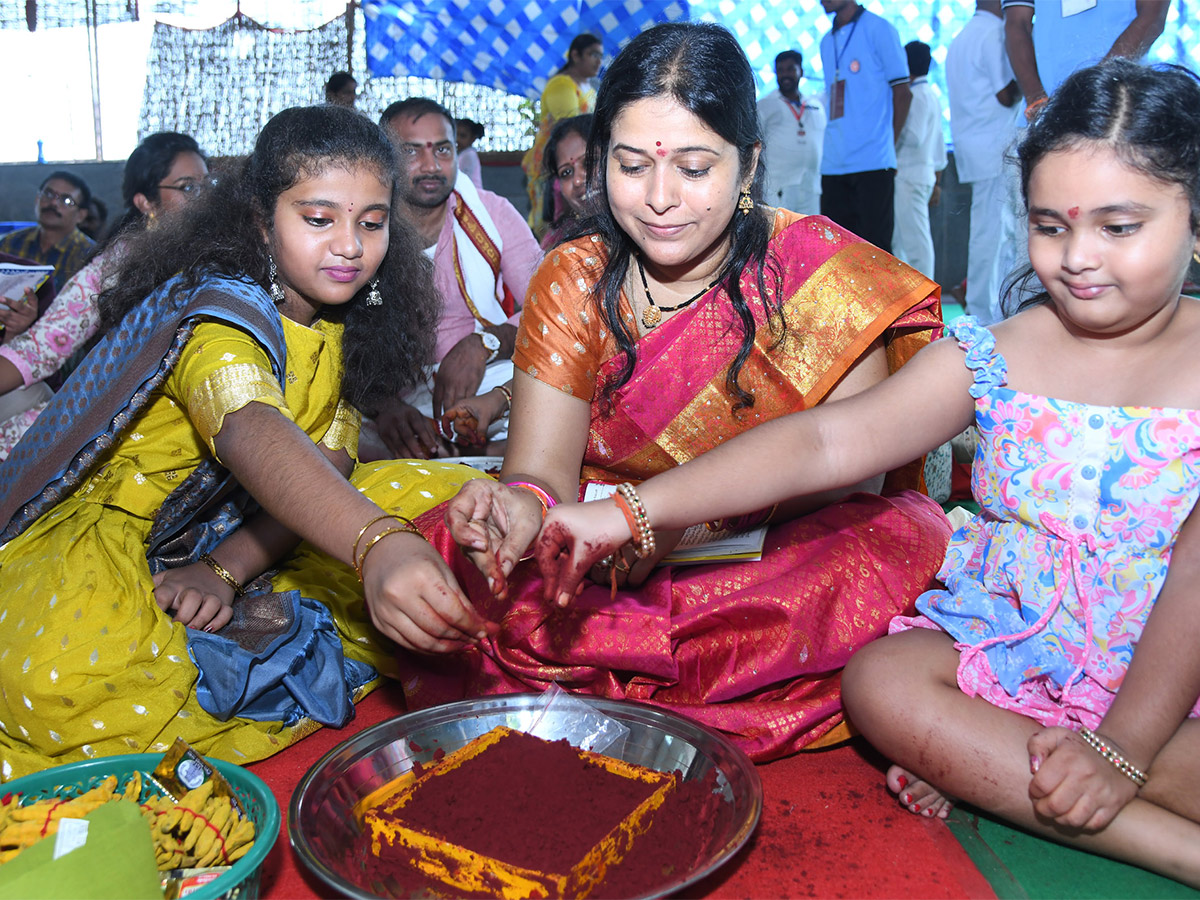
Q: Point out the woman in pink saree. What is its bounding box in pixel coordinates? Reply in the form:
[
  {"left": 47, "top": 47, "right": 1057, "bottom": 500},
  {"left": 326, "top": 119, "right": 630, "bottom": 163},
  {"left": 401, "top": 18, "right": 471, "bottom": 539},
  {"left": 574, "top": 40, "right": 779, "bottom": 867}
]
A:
[{"left": 405, "top": 22, "right": 952, "bottom": 760}]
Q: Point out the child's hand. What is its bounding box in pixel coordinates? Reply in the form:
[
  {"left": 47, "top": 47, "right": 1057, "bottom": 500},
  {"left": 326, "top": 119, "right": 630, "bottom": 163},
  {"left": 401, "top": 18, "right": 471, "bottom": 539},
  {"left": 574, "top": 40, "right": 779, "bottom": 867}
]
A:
[
  {"left": 152, "top": 563, "right": 235, "bottom": 633},
  {"left": 1026, "top": 727, "right": 1141, "bottom": 830},
  {"left": 535, "top": 500, "right": 633, "bottom": 607},
  {"left": 360, "top": 530, "right": 498, "bottom": 652}
]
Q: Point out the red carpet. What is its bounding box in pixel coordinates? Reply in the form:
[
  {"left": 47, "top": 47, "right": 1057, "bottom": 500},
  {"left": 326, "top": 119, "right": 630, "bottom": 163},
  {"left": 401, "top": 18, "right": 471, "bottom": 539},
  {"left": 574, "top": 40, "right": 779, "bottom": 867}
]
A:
[{"left": 250, "top": 684, "right": 994, "bottom": 899}]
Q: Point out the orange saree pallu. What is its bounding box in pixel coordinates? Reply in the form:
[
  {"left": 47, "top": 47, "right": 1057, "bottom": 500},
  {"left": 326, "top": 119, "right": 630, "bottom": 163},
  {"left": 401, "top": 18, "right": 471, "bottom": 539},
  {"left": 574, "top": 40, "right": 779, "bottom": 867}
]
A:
[{"left": 400, "top": 213, "right": 953, "bottom": 761}]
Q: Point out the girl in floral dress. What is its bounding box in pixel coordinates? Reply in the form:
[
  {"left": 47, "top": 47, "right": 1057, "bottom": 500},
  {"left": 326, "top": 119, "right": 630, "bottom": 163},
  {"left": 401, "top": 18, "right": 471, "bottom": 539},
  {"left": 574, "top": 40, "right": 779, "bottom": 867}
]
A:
[{"left": 529, "top": 59, "right": 1200, "bottom": 886}]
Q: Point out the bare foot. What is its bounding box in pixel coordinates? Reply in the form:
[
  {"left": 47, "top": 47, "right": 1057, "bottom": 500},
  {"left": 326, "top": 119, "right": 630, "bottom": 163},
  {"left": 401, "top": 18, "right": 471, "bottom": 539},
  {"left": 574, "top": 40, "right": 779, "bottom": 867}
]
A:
[{"left": 887, "top": 765, "right": 956, "bottom": 819}]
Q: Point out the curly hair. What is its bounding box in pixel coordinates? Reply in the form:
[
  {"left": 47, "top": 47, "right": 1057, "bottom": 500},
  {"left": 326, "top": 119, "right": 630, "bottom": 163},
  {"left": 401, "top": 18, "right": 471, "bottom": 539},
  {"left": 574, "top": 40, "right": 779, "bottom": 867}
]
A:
[
  {"left": 97, "top": 104, "right": 440, "bottom": 416},
  {"left": 579, "top": 21, "right": 781, "bottom": 410}
]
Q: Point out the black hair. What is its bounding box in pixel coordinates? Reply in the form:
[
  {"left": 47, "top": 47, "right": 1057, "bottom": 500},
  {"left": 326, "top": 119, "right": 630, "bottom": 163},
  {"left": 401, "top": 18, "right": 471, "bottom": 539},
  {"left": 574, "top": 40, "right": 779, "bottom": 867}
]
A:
[
  {"left": 541, "top": 114, "right": 593, "bottom": 229},
  {"left": 905, "top": 41, "right": 931, "bottom": 78},
  {"left": 580, "top": 21, "right": 779, "bottom": 409},
  {"left": 457, "top": 117, "right": 485, "bottom": 141},
  {"left": 1002, "top": 59, "right": 1200, "bottom": 314},
  {"left": 107, "top": 132, "right": 205, "bottom": 240},
  {"left": 80, "top": 197, "right": 108, "bottom": 240},
  {"left": 775, "top": 49, "right": 803, "bottom": 71},
  {"left": 557, "top": 33, "right": 601, "bottom": 74},
  {"left": 380, "top": 97, "right": 455, "bottom": 132},
  {"left": 40, "top": 170, "right": 91, "bottom": 210},
  {"left": 98, "top": 104, "right": 440, "bottom": 416},
  {"left": 325, "top": 71, "right": 356, "bottom": 95}
]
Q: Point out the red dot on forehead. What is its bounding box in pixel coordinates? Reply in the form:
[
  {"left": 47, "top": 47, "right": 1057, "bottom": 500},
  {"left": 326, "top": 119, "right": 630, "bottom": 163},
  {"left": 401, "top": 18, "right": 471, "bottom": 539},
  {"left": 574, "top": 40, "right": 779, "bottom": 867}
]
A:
[
  {"left": 1068, "top": 206, "right": 1079, "bottom": 219},
  {"left": 656, "top": 141, "right": 661, "bottom": 146}
]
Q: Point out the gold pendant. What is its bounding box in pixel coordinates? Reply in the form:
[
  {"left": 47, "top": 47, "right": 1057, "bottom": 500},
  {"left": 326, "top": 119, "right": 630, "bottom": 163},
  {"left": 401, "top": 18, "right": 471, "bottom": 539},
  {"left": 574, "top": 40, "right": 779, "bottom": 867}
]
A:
[{"left": 641, "top": 305, "right": 662, "bottom": 328}]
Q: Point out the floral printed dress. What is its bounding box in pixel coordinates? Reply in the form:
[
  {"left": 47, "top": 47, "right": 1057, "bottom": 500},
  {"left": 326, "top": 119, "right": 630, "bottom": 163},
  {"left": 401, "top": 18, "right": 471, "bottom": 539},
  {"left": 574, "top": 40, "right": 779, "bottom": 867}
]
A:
[{"left": 892, "top": 317, "right": 1200, "bottom": 729}]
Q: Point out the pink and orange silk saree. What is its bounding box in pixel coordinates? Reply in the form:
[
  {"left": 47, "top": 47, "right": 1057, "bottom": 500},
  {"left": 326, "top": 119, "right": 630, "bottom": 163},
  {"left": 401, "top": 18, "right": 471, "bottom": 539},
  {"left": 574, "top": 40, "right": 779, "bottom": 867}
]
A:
[{"left": 402, "top": 211, "right": 952, "bottom": 760}]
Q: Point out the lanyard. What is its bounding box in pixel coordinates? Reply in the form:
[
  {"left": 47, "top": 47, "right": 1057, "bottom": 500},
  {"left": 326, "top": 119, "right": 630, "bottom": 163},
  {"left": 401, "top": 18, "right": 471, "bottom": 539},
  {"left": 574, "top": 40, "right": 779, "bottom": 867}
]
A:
[
  {"left": 832, "top": 13, "right": 861, "bottom": 79},
  {"left": 784, "top": 96, "right": 807, "bottom": 124}
]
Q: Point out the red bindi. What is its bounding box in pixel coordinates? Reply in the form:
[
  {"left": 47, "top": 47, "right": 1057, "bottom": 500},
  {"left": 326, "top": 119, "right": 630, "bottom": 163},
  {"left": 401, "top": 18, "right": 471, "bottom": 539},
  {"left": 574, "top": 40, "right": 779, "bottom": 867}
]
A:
[{"left": 1068, "top": 206, "right": 1079, "bottom": 219}]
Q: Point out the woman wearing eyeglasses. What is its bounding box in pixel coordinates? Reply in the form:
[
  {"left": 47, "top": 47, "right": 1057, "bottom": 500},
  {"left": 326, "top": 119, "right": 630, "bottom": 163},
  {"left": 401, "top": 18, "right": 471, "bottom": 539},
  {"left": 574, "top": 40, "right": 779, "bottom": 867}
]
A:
[{"left": 0, "top": 132, "right": 210, "bottom": 460}]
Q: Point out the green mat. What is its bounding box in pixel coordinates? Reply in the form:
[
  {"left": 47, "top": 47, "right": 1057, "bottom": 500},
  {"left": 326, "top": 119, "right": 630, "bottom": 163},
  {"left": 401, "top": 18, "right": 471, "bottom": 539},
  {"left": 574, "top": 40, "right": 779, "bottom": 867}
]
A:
[{"left": 946, "top": 806, "right": 1200, "bottom": 900}]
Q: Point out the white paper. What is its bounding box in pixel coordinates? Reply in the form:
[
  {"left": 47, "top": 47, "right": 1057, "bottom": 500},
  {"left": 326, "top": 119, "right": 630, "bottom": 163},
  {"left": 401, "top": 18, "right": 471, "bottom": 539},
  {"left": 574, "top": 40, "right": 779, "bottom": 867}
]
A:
[
  {"left": 0, "top": 263, "right": 54, "bottom": 302},
  {"left": 52, "top": 817, "right": 89, "bottom": 859}
]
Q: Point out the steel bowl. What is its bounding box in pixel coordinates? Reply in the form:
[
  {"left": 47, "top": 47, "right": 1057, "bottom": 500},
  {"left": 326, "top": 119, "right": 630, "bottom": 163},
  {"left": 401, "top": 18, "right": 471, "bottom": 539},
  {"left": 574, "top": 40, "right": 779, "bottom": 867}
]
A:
[{"left": 289, "top": 693, "right": 762, "bottom": 899}]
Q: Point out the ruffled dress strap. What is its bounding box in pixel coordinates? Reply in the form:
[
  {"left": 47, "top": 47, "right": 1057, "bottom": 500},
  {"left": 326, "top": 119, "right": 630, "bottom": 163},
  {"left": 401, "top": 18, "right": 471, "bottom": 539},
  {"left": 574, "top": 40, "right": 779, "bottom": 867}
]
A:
[{"left": 948, "top": 316, "right": 1008, "bottom": 399}]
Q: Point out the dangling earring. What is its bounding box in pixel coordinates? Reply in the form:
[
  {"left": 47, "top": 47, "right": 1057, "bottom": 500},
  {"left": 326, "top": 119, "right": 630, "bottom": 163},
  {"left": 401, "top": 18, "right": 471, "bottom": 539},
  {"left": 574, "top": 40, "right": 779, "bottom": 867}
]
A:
[
  {"left": 267, "top": 257, "right": 286, "bottom": 303},
  {"left": 737, "top": 190, "right": 754, "bottom": 216},
  {"left": 366, "top": 278, "right": 382, "bottom": 307}
]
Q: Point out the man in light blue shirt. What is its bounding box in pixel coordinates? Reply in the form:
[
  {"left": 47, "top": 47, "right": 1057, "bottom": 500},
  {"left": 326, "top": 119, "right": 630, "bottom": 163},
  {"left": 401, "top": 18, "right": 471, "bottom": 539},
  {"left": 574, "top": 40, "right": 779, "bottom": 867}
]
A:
[{"left": 818, "top": 0, "right": 911, "bottom": 252}]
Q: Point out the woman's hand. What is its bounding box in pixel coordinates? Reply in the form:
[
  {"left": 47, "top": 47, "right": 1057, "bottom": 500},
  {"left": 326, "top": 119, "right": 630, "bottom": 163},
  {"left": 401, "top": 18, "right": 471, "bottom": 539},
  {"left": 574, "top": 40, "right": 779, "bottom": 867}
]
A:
[
  {"left": 1026, "top": 727, "right": 1141, "bottom": 830},
  {"left": 360, "top": 530, "right": 496, "bottom": 653},
  {"left": 445, "top": 479, "right": 545, "bottom": 598},
  {"left": 438, "top": 387, "right": 508, "bottom": 449},
  {"left": 152, "top": 563, "right": 236, "bottom": 633},
  {"left": 535, "top": 499, "right": 635, "bottom": 607},
  {"left": 0, "top": 289, "right": 38, "bottom": 341}
]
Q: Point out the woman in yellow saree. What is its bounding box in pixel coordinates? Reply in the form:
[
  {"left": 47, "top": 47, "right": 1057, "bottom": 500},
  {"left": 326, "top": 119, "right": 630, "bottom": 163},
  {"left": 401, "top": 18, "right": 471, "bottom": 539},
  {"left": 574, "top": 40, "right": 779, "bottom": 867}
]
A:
[
  {"left": 0, "top": 106, "right": 488, "bottom": 781},
  {"left": 521, "top": 33, "right": 603, "bottom": 240},
  {"left": 412, "top": 23, "right": 953, "bottom": 761}
]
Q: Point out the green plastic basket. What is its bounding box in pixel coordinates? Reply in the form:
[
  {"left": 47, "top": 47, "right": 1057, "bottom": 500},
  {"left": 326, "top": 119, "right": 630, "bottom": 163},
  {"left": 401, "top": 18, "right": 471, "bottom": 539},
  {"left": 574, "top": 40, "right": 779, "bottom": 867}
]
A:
[{"left": 1, "top": 753, "right": 279, "bottom": 900}]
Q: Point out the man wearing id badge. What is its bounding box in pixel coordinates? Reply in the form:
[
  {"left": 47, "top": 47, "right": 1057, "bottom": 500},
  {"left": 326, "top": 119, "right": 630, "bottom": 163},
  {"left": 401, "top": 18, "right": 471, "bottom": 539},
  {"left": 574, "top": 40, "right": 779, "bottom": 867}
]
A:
[
  {"left": 1002, "top": 0, "right": 1167, "bottom": 123},
  {"left": 818, "top": 0, "right": 911, "bottom": 253},
  {"left": 757, "top": 50, "right": 827, "bottom": 216}
]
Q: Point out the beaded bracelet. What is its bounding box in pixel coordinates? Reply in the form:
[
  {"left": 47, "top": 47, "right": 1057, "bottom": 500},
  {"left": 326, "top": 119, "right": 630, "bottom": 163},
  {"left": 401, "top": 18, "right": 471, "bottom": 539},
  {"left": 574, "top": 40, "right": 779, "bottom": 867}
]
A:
[
  {"left": 199, "top": 553, "right": 246, "bottom": 597},
  {"left": 613, "top": 482, "right": 656, "bottom": 559},
  {"left": 1078, "top": 727, "right": 1148, "bottom": 788},
  {"left": 354, "top": 525, "right": 427, "bottom": 582},
  {"left": 506, "top": 481, "right": 557, "bottom": 518}
]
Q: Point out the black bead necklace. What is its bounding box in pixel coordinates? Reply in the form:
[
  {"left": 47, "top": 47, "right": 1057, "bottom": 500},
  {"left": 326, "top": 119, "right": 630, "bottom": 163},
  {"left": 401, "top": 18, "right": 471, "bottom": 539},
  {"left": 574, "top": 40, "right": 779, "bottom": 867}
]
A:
[{"left": 635, "top": 255, "right": 720, "bottom": 328}]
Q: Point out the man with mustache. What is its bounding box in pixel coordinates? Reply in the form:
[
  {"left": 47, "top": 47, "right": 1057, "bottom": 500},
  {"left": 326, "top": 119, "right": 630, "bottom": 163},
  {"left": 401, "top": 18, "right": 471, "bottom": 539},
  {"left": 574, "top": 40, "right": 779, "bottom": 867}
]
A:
[
  {"left": 370, "top": 98, "right": 539, "bottom": 460},
  {"left": 0, "top": 172, "right": 93, "bottom": 343},
  {"left": 0, "top": 172, "right": 94, "bottom": 293}
]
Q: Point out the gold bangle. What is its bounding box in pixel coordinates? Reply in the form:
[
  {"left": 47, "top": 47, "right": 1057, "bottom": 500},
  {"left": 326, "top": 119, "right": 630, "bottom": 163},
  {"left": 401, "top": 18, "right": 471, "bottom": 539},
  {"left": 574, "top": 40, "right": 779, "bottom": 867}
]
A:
[
  {"left": 493, "top": 383, "right": 513, "bottom": 415},
  {"left": 353, "top": 514, "right": 395, "bottom": 564},
  {"left": 1078, "top": 727, "right": 1148, "bottom": 788},
  {"left": 199, "top": 553, "right": 246, "bottom": 597},
  {"left": 355, "top": 525, "right": 426, "bottom": 582}
]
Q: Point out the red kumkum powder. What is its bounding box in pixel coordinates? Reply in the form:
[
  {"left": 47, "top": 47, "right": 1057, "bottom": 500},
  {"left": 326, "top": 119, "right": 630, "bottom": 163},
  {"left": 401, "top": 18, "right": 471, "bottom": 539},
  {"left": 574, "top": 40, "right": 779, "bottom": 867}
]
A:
[{"left": 346, "top": 730, "right": 729, "bottom": 898}]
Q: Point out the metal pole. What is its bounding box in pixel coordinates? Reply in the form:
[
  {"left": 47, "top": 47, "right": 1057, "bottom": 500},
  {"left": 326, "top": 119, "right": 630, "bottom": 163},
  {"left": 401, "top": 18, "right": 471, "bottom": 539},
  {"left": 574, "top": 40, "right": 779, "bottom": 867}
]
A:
[{"left": 86, "top": 0, "right": 103, "bottom": 159}]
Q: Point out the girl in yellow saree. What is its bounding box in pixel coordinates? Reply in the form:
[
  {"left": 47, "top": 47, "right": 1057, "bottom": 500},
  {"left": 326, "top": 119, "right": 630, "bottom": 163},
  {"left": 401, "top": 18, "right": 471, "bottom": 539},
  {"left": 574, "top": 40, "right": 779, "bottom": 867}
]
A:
[{"left": 0, "top": 106, "right": 489, "bottom": 781}]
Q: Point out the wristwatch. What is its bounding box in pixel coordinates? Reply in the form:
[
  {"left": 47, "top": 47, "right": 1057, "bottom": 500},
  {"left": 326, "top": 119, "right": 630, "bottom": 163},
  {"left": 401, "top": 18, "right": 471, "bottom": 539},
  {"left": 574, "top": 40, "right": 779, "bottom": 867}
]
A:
[{"left": 479, "top": 331, "right": 501, "bottom": 364}]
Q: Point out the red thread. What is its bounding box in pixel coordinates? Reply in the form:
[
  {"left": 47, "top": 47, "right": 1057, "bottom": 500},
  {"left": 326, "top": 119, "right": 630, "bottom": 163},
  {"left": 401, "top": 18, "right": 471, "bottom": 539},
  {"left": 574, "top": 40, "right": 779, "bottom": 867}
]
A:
[
  {"left": 40, "top": 798, "right": 68, "bottom": 836},
  {"left": 153, "top": 804, "right": 233, "bottom": 864}
]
